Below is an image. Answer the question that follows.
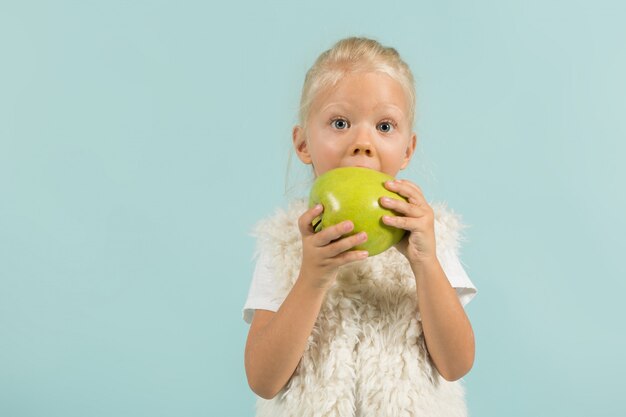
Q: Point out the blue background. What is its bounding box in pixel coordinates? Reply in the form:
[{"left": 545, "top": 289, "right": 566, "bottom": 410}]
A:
[{"left": 2, "top": 1, "right": 625, "bottom": 416}]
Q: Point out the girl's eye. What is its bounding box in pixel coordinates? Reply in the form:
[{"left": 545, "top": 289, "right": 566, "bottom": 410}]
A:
[
  {"left": 377, "top": 121, "right": 395, "bottom": 133},
  {"left": 331, "top": 118, "right": 349, "bottom": 129}
]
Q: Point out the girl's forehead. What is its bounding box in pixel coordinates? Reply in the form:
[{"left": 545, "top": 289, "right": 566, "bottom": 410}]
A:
[{"left": 311, "top": 72, "right": 410, "bottom": 116}]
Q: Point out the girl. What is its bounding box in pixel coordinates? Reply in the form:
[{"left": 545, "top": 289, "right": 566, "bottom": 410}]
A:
[{"left": 243, "top": 37, "right": 477, "bottom": 417}]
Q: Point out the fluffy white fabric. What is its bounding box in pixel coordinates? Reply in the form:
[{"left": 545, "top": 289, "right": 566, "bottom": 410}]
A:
[
  {"left": 248, "top": 199, "right": 475, "bottom": 417},
  {"left": 243, "top": 210, "right": 476, "bottom": 324}
]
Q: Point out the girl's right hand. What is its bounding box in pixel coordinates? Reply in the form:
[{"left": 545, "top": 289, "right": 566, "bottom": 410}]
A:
[{"left": 297, "top": 204, "right": 369, "bottom": 290}]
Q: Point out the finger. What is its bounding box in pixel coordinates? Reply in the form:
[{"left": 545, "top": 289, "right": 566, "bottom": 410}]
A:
[
  {"left": 381, "top": 214, "right": 417, "bottom": 231},
  {"left": 298, "top": 204, "right": 324, "bottom": 236},
  {"left": 331, "top": 247, "right": 370, "bottom": 265},
  {"left": 312, "top": 219, "right": 355, "bottom": 247},
  {"left": 322, "top": 230, "right": 368, "bottom": 258},
  {"left": 386, "top": 179, "right": 425, "bottom": 204},
  {"left": 385, "top": 179, "right": 427, "bottom": 206},
  {"left": 379, "top": 196, "right": 426, "bottom": 218}
]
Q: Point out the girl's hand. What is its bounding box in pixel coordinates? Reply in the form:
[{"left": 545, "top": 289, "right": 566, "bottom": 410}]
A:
[
  {"left": 379, "top": 179, "right": 437, "bottom": 266},
  {"left": 297, "top": 204, "right": 369, "bottom": 290}
]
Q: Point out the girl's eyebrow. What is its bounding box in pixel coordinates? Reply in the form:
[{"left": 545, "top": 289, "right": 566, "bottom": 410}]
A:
[
  {"left": 320, "top": 102, "right": 406, "bottom": 118},
  {"left": 374, "top": 104, "right": 406, "bottom": 117},
  {"left": 319, "top": 102, "right": 349, "bottom": 113}
]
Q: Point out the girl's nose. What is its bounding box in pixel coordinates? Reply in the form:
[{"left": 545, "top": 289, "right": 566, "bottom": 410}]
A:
[
  {"left": 350, "top": 143, "right": 374, "bottom": 157},
  {"left": 349, "top": 129, "right": 375, "bottom": 157}
]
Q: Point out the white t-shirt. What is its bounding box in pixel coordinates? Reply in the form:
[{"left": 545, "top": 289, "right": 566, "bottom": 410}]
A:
[{"left": 242, "top": 248, "right": 477, "bottom": 325}]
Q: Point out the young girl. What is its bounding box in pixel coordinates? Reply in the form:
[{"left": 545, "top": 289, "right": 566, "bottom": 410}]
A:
[{"left": 243, "top": 37, "right": 477, "bottom": 417}]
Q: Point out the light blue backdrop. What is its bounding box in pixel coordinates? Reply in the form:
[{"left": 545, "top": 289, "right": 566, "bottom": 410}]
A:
[{"left": 1, "top": 1, "right": 625, "bottom": 416}]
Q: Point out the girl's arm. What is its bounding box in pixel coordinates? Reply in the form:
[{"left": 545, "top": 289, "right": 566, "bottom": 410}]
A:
[
  {"left": 244, "top": 273, "right": 328, "bottom": 399},
  {"left": 411, "top": 258, "right": 475, "bottom": 381},
  {"left": 245, "top": 204, "right": 369, "bottom": 399},
  {"left": 379, "top": 180, "right": 475, "bottom": 381}
]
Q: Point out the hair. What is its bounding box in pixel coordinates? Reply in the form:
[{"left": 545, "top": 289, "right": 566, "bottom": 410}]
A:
[{"left": 298, "top": 37, "right": 416, "bottom": 132}]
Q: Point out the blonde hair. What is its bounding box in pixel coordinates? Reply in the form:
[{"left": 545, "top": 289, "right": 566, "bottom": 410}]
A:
[{"left": 298, "top": 37, "right": 416, "bottom": 131}]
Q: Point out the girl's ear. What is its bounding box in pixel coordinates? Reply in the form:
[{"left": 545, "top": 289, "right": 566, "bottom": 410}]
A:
[
  {"left": 293, "top": 125, "right": 312, "bottom": 164},
  {"left": 400, "top": 132, "right": 417, "bottom": 170}
]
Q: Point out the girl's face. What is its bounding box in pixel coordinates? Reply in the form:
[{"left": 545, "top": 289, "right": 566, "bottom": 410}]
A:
[{"left": 293, "top": 71, "right": 416, "bottom": 178}]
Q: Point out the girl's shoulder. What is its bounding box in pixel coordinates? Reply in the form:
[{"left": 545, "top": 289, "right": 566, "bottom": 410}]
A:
[
  {"left": 251, "top": 199, "right": 307, "bottom": 232},
  {"left": 431, "top": 201, "right": 468, "bottom": 256},
  {"left": 250, "top": 199, "right": 307, "bottom": 249}
]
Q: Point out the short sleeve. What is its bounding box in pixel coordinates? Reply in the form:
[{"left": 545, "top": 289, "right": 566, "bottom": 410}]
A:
[
  {"left": 438, "top": 248, "right": 477, "bottom": 307},
  {"left": 242, "top": 249, "right": 284, "bottom": 325},
  {"left": 243, "top": 247, "right": 477, "bottom": 324}
]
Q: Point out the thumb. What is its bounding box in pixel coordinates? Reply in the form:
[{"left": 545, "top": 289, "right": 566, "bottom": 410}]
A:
[{"left": 298, "top": 204, "right": 324, "bottom": 237}]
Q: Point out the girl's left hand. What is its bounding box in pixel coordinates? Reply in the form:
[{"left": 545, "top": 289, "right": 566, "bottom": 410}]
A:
[{"left": 379, "top": 179, "right": 436, "bottom": 265}]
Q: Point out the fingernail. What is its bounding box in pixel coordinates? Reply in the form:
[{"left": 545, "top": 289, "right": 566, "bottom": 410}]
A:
[{"left": 343, "top": 221, "right": 353, "bottom": 231}]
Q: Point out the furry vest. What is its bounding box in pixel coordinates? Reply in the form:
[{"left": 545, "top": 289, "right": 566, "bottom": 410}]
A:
[{"left": 251, "top": 199, "right": 468, "bottom": 417}]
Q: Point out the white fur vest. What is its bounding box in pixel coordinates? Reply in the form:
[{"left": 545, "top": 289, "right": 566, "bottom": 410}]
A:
[{"left": 251, "top": 199, "right": 468, "bottom": 417}]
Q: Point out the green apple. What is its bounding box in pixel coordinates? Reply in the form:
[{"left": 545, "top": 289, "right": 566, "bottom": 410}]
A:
[{"left": 308, "top": 166, "right": 407, "bottom": 256}]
